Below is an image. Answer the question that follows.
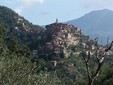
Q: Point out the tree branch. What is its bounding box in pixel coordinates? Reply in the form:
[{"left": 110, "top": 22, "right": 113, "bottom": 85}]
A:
[{"left": 82, "top": 40, "right": 113, "bottom": 85}]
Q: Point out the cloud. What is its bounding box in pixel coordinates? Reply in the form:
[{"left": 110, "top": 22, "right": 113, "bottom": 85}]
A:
[
  {"left": 18, "top": 0, "right": 46, "bottom": 5},
  {"left": 13, "top": 0, "right": 46, "bottom": 14},
  {"left": 14, "top": 7, "right": 23, "bottom": 14}
]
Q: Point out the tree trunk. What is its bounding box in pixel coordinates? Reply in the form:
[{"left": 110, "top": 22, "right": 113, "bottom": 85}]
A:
[{"left": 88, "top": 79, "right": 94, "bottom": 85}]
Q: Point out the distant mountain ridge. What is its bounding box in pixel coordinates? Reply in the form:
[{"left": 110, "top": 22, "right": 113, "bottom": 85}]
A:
[{"left": 66, "top": 9, "right": 113, "bottom": 44}]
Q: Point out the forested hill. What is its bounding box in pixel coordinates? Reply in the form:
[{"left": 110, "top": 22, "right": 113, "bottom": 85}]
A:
[
  {"left": 0, "top": 6, "right": 43, "bottom": 30},
  {"left": 0, "top": 6, "right": 44, "bottom": 50}
]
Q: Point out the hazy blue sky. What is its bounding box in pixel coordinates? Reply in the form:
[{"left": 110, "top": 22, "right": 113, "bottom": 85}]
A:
[{"left": 0, "top": 0, "right": 113, "bottom": 25}]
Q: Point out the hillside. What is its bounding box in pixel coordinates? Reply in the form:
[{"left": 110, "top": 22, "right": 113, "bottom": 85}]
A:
[
  {"left": 0, "top": 6, "right": 44, "bottom": 50},
  {"left": 67, "top": 9, "right": 113, "bottom": 43},
  {"left": 36, "top": 22, "right": 98, "bottom": 61},
  {"left": 0, "top": 6, "right": 43, "bottom": 30}
]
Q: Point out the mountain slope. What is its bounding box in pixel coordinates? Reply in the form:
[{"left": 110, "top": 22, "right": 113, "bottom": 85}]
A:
[
  {"left": 0, "top": 6, "right": 43, "bottom": 30},
  {"left": 67, "top": 9, "right": 113, "bottom": 43},
  {"left": 0, "top": 6, "right": 44, "bottom": 50}
]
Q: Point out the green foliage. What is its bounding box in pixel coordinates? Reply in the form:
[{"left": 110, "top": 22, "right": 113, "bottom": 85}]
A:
[
  {"left": 0, "top": 24, "right": 62, "bottom": 85},
  {"left": 0, "top": 23, "right": 8, "bottom": 57},
  {"left": 68, "top": 44, "right": 82, "bottom": 52},
  {"left": 36, "top": 59, "right": 53, "bottom": 72},
  {"left": 94, "top": 65, "right": 113, "bottom": 85},
  {"left": 0, "top": 23, "right": 6, "bottom": 35},
  {"left": 0, "top": 55, "right": 63, "bottom": 85},
  {"left": 5, "top": 35, "right": 31, "bottom": 57},
  {"left": 6, "top": 35, "right": 19, "bottom": 52},
  {"left": 75, "top": 78, "right": 87, "bottom": 85}
]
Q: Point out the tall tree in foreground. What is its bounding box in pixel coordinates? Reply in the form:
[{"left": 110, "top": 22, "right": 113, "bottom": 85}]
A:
[{"left": 82, "top": 39, "right": 113, "bottom": 85}]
